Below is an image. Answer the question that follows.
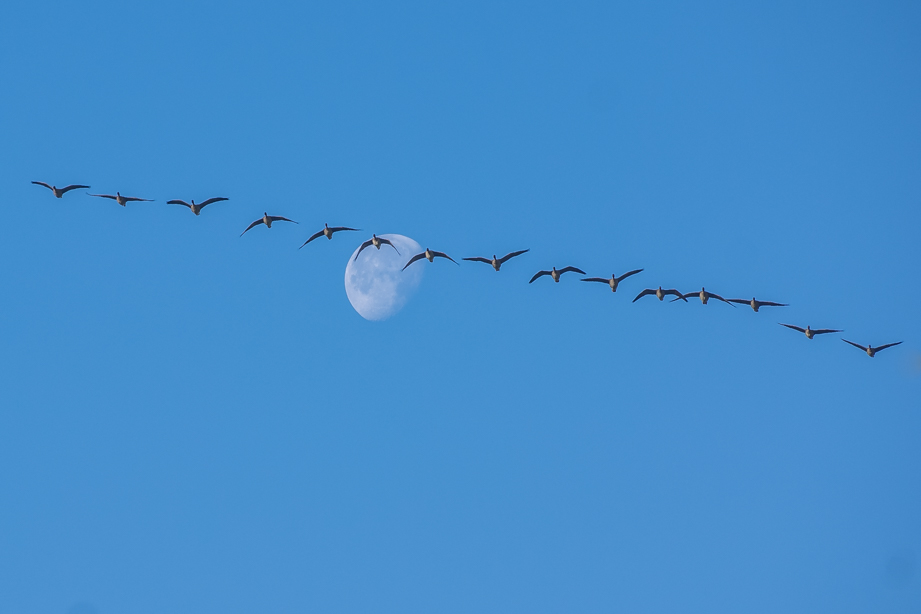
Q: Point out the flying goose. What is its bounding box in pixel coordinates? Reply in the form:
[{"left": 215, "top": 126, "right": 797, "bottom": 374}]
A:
[
  {"left": 240, "top": 212, "right": 298, "bottom": 236},
  {"left": 581, "top": 268, "right": 644, "bottom": 292},
  {"left": 529, "top": 266, "right": 586, "bottom": 283},
  {"left": 727, "top": 297, "right": 788, "bottom": 312},
  {"left": 402, "top": 248, "right": 458, "bottom": 271},
  {"left": 300, "top": 224, "right": 360, "bottom": 248},
  {"left": 87, "top": 192, "right": 153, "bottom": 206},
  {"left": 632, "top": 287, "right": 687, "bottom": 302},
  {"left": 167, "top": 197, "right": 228, "bottom": 215},
  {"left": 463, "top": 249, "right": 529, "bottom": 271},
  {"left": 675, "top": 287, "right": 733, "bottom": 305},
  {"left": 842, "top": 339, "right": 902, "bottom": 358},
  {"left": 779, "top": 324, "right": 842, "bottom": 339},
  {"left": 32, "top": 181, "right": 90, "bottom": 198},
  {"left": 354, "top": 234, "right": 400, "bottom": 260}
]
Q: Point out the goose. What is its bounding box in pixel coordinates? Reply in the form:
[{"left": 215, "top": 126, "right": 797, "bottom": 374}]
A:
[
  {"left": 87, "top": 192, "right": 153, "bottom": 206},
  {"left": 300, "top": 224, "right": 360, "bottom": 248},
  {"left": 779, "top": 323, "right": 842, "bottom": 339},
  {"left": 529, "top": 266, "right": 586, "bottom": 283},
  {"left": 463, "top": 249, "right": 529, "bottom": 271},
  {"left": 726, "top": 297, "right": 788, "bottom": 312},
  {"left": 633, "top": 287, "right": 687, "bottom": 302},
  {"left": 581, "top": 268, "right": 643, "bottom": 292},
  {"left": 32, "top": 181, "right": 90, "bottom": 198},
  {"left": 240, "top": 212, "right": 298, "bottom": 236},
  {"left": 354, "top": 234, "right": 400, "bottom": 260},
  {"left": 842, "top": 339, "right": 902, "bottom": 358},
  {"left": 167, "top": 197, "right": 228, "bottom": 215},
  {"left": 675, "top": 287, "right": 733, "bottom": 305},
  {"left": 403, "top": 248, "right": 458, "bottom": 271}
]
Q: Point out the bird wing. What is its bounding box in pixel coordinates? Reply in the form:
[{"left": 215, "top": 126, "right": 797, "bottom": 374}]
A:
[
  {"left": 841, "top": 339, "right": 867, "bottom": 352},
  {"left": 779, "top": 323, "right": 806, "bottom": 333},
  {"left": 167, "top": 199, "right": 192, "bottom": 208},
  {"left": 354, "top": 240, "right": 374, "bottom": 260},
  {"left": 328, "top": 226, "right": 359, "bottom": 233},
  {"left": 707, "top": 291, "right": 733, "bottom": 304},
  {"left": 59, "top": 184, "right": 90, "bottom": 194},
  {"left": 498, "top": 249, "right": 529, "bottom": 264},
  {"left": 558, "top": 266, "right": 586, "bottom": 276},
  {"left": 198, "top": 197, "right": 229, "bottom": 208},
  {"left": 811, "top": 329, "right": 842, "bottom": 335},
  {"left": 663, "top": 289, "right": 687, "bottom": 301},
  {"left": 726, "top": 299, "right": 749, "bottom": 305},
  {"left": 379, "top": 238, "right": 400, "bottom": 255},
  {"left": 616, "top": 268, "right": 644, "bottom": 281},
  {"left": 299, "top": 229, "right": 326, "bottom": 248},
  {"left": 632, "top": 288, "right": 656, "bottom": 302},
  {"left": 759, "top": 301, "right": 788, "bottom": 307},
  {"left": 240, "top": 219, "right": 264, "bottom": 236},
  {"left": 529, "top": 270, "right": 550, "bottom": 283},
  {"left": 32, "top": 181, "right": 53, "bottom": 191},
  {"left": 87, "top": 193, "right": 117, "bottom": 200},
  {"left": 267, "top": 216, "right": 297, "bottom": 224},
  {"left": 402, "top": 253, "right": 427, "bottom": 271},
  {"left": 874, "top": 341, "right": 903, "bottom": 352},
  {"left": 123, "top": 196, "right": 152, "bottom": 202},
  {"left": 580, "top": 278, "right": 610, "bottom": 283},
  {"left": 462, "top": 257, "right": 492, "bottom": 264},
  {"left": 432, "top": 251, "right": 458, "bottom": 264}
]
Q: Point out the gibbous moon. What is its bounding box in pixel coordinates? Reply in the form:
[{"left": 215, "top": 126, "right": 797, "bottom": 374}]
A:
[{"left": 344, "top": 234, "right": 424, "bottom": 321}]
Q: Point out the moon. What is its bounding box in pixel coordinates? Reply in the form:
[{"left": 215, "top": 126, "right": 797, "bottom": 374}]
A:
[{"left": 344, "top": 234, "right": 424, "bottom": 321}]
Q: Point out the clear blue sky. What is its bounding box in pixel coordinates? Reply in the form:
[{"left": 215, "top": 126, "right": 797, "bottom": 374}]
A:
[{"left": 1, "top": 1, "right": 919, "bottom": 612}]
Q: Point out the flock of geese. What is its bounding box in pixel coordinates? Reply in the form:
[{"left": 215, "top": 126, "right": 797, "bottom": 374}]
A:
[{"left": 32, "top": 180, "right": 904, "bottom": 359}]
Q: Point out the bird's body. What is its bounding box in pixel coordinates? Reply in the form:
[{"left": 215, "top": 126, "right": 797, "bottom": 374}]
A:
[
  {"left": 167, "top": 197, "right": 228, "bottom": 215},
  {"left": 677, "top": 287, "right": 732, "bottom": 305},
  {"left": 727, "top": 297, "right": 788, "bottom": 312},
  {"left": 779, "top": 323, "right": 841, "bottom": 339},
  {"left": 529, "top": 266, "right": 586, "bottom": 283},
  {"left": 355, "top": 234, "right": 400, "bottom": 260},
  {"left": 32, "top": 181, "right": 90, "bottom": 198},
  {"left": 88, "top": 191, "right": 152, "bottom": 206},
  {"left": 300, "top": 224, "right": 360, "bottom": 248},
  {"left": 633, "top": 286, "right": 687, "bottom": 302},
  {"left": 403, "top": 248, "right": 458, "bottom": 271},
  {"left": 842, "top": 339, "right": 902, "bottom": 357},
  {"left": 581, "top": 268, "right": 643, "bottom": 292},
  {"left": 240, "top": 212, "right": 298, "bottom": 236},
  {"left": 463, "top": 249, "right": 529, "bottom": 271}
]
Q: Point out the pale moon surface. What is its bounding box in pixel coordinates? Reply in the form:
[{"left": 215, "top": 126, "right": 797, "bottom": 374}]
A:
[{"left": 344, "top": 234, "right": 424, "bottom": 321}]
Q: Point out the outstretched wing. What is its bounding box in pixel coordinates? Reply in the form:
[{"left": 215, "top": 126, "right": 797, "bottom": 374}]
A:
[
  {"left": 529, "top": 270, "right": 550, "bottom": 283},
  {"left": 581, "top": 278, "right": 610, "bottom": 284},
  {"left": 402, "top": 252, "right": 427, "bottom": 271},
  {"left": 379, "top": 238, "right": 400, "bottom": 255},
  {"left": 267, "top": 216, "right": 297, "bottom": 224},
  {"left": 87, "top": 193, "right": 117, "bottom": 200},
  {"left": 354, "top": 240, "right": 374, "bottom": 260},
  {"left": 874, "top": 341, "right": 903, "bottom": 352},
  {"left": 328, "top": 226, "right": 359, "bottom": 233},
  {"left": 167, "top": 199, "right": 192, "bottom": 208},
  {"left": 841, "top": 339, "right": 867, "bottom": 352},
  {"left": 299, "top": 229, "right": 326, "bottom": 248},
  {"left": 759, "top": 301, "right": 788, "bottom": 307},
  {"left": 32, "top": 181, "right": 53, "bottom": 191},
  {"left": 558, "top": 266, "right": 586, "bottom": 276},
  {"left": 240, "top": 219, "right": 264, "bottom": 236},
  {"left": 123, "top": 196, "right": 152, "bottom": 202},
  {"left": 498, "top": 249, "right": 529, "bottom": 264},
  {"left": 779, "top": 323, "right": 806, "bottom": 333},
  {"left": 462, "top": 257, "right": 492, "bottom": 264},
  {"left": 432, "top": 251, "right": 457, "bottom": 264},
  {"left": 59, "top": 184, "right": 90, "bottom": 194},
  {"left": 707, "top": 291, "right": 733, "bottom": 304},
  {"left": 616, "top": 268, "right": 644, "bottom": 282},
  {"left": 662, "top": 289, "right": 687, "bottom": 301},
  {"left": 726, "top": 299, "right": 749, "bottom": 305},
  {"left": 632, "top": 288, "right": 656, "bottom": 302},
  {"left": 198, "top": 197, "right": 229, "bottom": 208},
  {"left": 811, "top": 328, "right": 842, "bottom": 335}
]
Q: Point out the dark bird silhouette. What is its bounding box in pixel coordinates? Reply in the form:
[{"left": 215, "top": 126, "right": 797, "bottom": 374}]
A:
[
  {"left": 300, "top": 224, "right": 360, "bottom": 249},
  {"left": 402, "top": 248, "right": 458, "bottom": 271},
  {"left": 529, "top": 266, "right": 586, "bottom": 283},
  {"left": 727, "top": 297, "right": 788, "bottom": 312},
  {"left": 779, "top": 324, "right": 842, "bottom": 339},
  {"left": 167, "top": 197, "right": 228, "bottom": 215},
  {"left": 633, "top": 287, "right": 687, "bottom": 302},
  {"left": 32, "top": 181, "right": 90, "bottom": 198},
  {"left": 842, "top": 339, "right": 902, "bottom": 358},
  {"left": 674, "top": 287, "right": 733, "bottom": 305},
  {"left": 354, "top": 234, "right": 400, "bottom": 260},
  {"left": 87, "top": 192, "right": 152, "bottom": 206},
  {"left": 463, "top": 249, "right": 529, "bottom": 271},
  {"left": 240, "top": 212, "right": 298, "bottom": 236},
  {"left": 581, "top": 268, "right": 644, "bottom": 292}
]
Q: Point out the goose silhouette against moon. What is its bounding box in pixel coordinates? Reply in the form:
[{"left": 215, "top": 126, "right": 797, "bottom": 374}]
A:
[{"left": 344, "top": 234, "right": 424, "bottom": 321}]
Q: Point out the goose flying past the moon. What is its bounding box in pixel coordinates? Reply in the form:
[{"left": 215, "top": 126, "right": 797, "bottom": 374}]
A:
[
  {"left": 529, "top": 266, "right": 586, "bottom": 283},
  {"left": 88, "top": 192, "right": 153, "bottom": 206},
  {"left": 354, "top": 234, "right": 400, "bottom": 260},
  {"left": 727, "top": 297, "right": 788, "bottom": 312},
  {"left": 633, "top": 287, "right": 687, "bottom": 302},
  {"left": 167, "top": 197, "right": 228, "bottom": 215},
  {"left": 463, "top": 249, "right": 529, "bottom": 271},
  {"left": 581, "top": 268, "right": 644, "bottom": 292},
  {"left": 779, "top": 324, "right": 842, "bottom": 339},
  {"left": 240, "top": 212, "right": 298, "bottom": 236},
  {"left": 675, "top": 287, "right": 733, "bottom": 305},
  {"left": 841, "top": 339, "right": 902, "bottom": 357},
  {"left": 300, "top": 224, "right": 360, "bottom": 249},
  {"left": 402, "top": 248, "right": 458, "bottom": 271},
  {"left": 32, "top": 181, "right": 90, "bottom": 198}
]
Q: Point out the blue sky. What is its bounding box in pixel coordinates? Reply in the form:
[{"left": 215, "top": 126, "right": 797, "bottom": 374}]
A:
[{"left": 1, "top": 0, "right": 920, "bottom": 612}]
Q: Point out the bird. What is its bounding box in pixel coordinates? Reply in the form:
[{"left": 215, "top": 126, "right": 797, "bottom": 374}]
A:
[
  {"left": 402, "top": 248, "right": 458, "bottom": 271},
  {"left": 463, "top": 249, "right": 529, "bottom": 271},
  {"left": 240, "top": 212, "right": 298, "bottom": 236},
  {"left": 727, "top": 297, "right": 788, "bottom": 312},
  {"left": 841, "top": 339, "right": 902, "bottom": 358},
  {"left": 354, "top": 234, "right": 400, "bottom": 260},
  {"left": 32, "top": 181, "right": 90, "bottom": 198},
  {"left": 529, "top": 266, "right": 586, "bottom": 283},
  {"left": 632, "top": 287, "right": 687, "bottom": 302},
  {"left": 167, "top": 197, "right": 228, "bottom": 215},
  {"left": 299, "top": 224, "right": 360, "bottom": 249},
  {"left": 87, "top": 192, "right": 152, "bottom": 206},
  {"left": 581, "top": 268, "right": 644, "bottom": 292},
  {"left": 675, "top": 287, "right": 733, "bottom": 305},
  {"left": 779, "top": 323, "right": 842, "bottom": 339}
]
